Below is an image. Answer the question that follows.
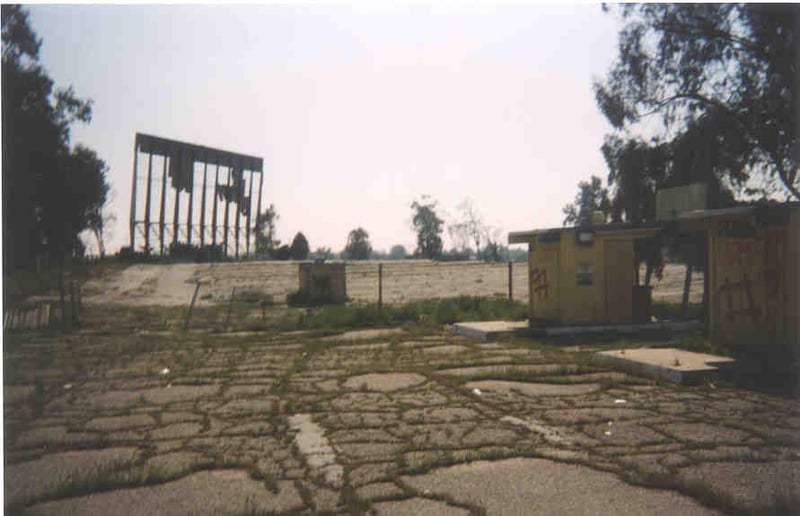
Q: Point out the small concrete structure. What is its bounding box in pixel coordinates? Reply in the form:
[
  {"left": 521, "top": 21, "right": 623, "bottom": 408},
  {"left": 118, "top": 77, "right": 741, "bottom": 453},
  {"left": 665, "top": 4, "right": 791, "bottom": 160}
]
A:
[
  {"left": 452, "top": 320, "right": 529, "bottom": 340},
  {"left": 297, "top": 262, "right": 347, "bottom": 303},
  {"left": 593, "top": 347, "right": 736, "bottom": 384}
]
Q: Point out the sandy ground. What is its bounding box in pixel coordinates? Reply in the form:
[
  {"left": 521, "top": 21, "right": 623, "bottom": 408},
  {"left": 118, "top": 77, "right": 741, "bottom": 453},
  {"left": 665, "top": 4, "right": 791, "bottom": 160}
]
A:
[
  {"left": 4, "top": 318, "right": 799, "bottom": 514},
  {"left": 81, "top": 261, "right": 702, "bottom": 307}
]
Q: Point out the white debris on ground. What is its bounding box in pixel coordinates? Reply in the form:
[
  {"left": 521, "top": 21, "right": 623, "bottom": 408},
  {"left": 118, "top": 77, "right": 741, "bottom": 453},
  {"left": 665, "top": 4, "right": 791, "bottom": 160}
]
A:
[
  {"left": 500, "top": 416, "right": 570, "bottom": 445},
  {"left": 614, "top": 399, "right": 627, "bottom": 404},
  {"left": 159, "top": 368, "right": 170, "bottom": 376},
  {"left": 288, "top": 414, "right": 343, "bottom": 488},
  {"left": 472, "top": 388, "right": 482, "bottom": 396}
]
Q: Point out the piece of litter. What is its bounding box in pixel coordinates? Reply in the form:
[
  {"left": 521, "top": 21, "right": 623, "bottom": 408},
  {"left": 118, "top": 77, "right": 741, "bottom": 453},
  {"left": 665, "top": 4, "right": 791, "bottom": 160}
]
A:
[
  {"left": 166, "top": 383, "right": 172, "bottom": 388},
  {"left": 604, "top": 431, "right": 612, "bottom": 436},
  {"left": 607, "top": 421, "right": 613, "bottom": 426},
  {"left": 63, "top": 383, "right": 73, "bottom": 390},
  {"left": 472, "top": 388, "right": 482, "bottom": 396},
  {"left": 614, "top": 399, "right": 627, "bottom": 404},
  {"left": 159, "top": 368, "right": 170, "bottom": 376}
]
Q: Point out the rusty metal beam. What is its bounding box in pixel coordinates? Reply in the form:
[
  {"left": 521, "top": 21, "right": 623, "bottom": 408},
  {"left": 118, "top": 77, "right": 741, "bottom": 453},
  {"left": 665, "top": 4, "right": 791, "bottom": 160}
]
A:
[
  {"left": 172, "top": 168, "right": 181, "bottom": 249},
  {"left": 187, "top": 151, "right": 195, "bottom": 246},
  {"left": 143, "top": 151, "right": 154, "bottom": 255},
  {"left": 159, "top": 154, "right": 168, "bottom": 254},
  {"left": 200, "top": 160, "right": 208, "bottom": 248},
  {"left": 245, "top": 169, "right": 254, "bottom": 255},
  {"left": 235, "top": 182, "right": 241, "bottom": 258},
  {"left": 256, "top": 170, "right": 264, "bottom": 254},
  {"left": 223, "top": 168, "right": 231, "bottom": 255},
  {"left": 129, "top": 141, "right": 139, "bottom": 251},
  {"left": 212, "top": 161, "right": 220, "bottom": 248}
]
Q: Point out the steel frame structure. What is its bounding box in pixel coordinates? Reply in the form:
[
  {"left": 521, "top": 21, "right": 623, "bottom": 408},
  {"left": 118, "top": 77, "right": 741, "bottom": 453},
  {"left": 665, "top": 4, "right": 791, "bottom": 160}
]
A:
[{"left": 129, "top": 133, "right": 264, "bottom": 258}]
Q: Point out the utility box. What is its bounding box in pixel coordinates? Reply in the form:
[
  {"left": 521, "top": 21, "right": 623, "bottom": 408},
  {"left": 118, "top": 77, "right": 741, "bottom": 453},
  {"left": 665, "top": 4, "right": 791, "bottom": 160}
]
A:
[{"left": 297, "top": 263, "right": 347, "bottom": 304}]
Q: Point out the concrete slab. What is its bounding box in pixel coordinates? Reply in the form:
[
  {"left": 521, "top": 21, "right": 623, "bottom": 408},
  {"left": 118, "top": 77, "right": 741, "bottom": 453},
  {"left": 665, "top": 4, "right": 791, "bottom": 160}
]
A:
[
  {"left": 452, "top": 320, "right": 528, "bottom": 340},
  {"left": 26, "top": 470, "right": 305, "bottom": 516},
  {"left": 400, "top": 458, "right": 717, "bottom": 515},
  {"left": 454, "top": 320, "right": 701, "bottom": 340},
  {"left": 288, "top": 413, "right": 343, "bottom": 488},
  {"left": 533, "top": 320, "right": 703, "bottom": 338},
  {"left": 593, "top": 348, "right": 735, "bottom": 384},
  {"left": 372, "top": 497, "right": 470, "bottom": 516}
]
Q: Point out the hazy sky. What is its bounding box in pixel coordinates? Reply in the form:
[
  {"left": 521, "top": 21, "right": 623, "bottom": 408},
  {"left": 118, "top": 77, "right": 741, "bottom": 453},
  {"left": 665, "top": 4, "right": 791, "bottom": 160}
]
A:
[{"left": 28, "top": 3, "right": 620, "bottom": 254}]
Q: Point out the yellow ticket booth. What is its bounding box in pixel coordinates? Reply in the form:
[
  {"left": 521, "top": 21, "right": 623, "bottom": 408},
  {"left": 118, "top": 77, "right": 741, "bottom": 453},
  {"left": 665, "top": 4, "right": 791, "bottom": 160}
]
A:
[{"left": 509, "top": 224, "right": 660, "bottom": 326}]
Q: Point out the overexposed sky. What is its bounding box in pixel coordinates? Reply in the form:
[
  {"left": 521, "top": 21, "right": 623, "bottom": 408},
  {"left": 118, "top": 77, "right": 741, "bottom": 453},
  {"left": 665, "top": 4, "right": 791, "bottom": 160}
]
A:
[{"left": 28, "top": 3, "right": 620, "bottom": 254}]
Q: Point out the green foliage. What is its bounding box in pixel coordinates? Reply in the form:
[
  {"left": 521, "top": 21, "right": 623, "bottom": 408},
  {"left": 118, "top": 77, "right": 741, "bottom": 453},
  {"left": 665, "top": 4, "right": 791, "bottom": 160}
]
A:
[
  {"left": 600, "top": 137, "right": 669, "bottom": 224},
  {"left": 344, "top": 227, "right": 371, "bottom": 260},
  {"left": 287, "top": 271, "right": 337, "bottom": 307},
  {"left": 254, "top": 204, "right": 279, "bottom": 257},
  {"left": 2, "top": 5, "right": 108, "bottom": 271},
  {"left": 289, "top": 232, "right": 309, "bottom": 260},
  {"left": 312, "top": 246, "right": 332, "bottom": 262},
  {"left": 481, "top": 240, "right": 503, "bottom": 262},
  {"left": 448, "top": 198, "right": 482, "bottom": 257},
  {"left": 562, "top": 176, "right": 612, "bottom": 226},
  {"left": 597, "top": 4, "right": 800, "bottom": 200},
  {"left": 272, "top": 244, "right": 291, "bottom": 261},
  {"left": 411, "top": 195, "right": 444, "bottom": 259},
  {"left": 389, "top": 244, "right": 407, "bottom": 260},
  {"left": 277, "top": 296, "right": 527, "bottom": 331}
]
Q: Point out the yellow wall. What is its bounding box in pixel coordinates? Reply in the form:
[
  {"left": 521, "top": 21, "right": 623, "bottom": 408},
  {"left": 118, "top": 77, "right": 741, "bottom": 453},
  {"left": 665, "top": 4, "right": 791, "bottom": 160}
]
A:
[
  {"left": 528, "top": 230, "right": 638, "bottom": 325},
  {"left": 707, "top": 207, "right": 799, "bottom": 345},
  {"left": 528, "top": 239, "right": 560, "bottom": 322}
]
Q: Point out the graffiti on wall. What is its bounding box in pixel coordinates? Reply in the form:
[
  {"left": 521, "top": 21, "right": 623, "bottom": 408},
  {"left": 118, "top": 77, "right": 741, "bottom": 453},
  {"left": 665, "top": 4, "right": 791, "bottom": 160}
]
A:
[
  {"left": 717, "top": 231, "right": 783, "bottom": 330},
  {"left": 718, "top": 273, "right": 761, "bottom": 322},
  {"left": 531, "top": 268, "right": 550, "bottom": 299}
]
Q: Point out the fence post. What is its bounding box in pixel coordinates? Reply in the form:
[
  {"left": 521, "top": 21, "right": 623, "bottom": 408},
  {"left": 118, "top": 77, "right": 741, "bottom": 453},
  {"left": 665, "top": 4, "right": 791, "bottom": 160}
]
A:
[
  {"left": 184, "top": 282, "right": 202, "bottom": 330},
  {"left": 224, "top": 286, "right": 237, "bottom": 330},
  {"left": 378, "top": 263, "right": 383, "bottom": 309},
  {"left": 508, "top": 261, "right": 513, "bottom": 300}
]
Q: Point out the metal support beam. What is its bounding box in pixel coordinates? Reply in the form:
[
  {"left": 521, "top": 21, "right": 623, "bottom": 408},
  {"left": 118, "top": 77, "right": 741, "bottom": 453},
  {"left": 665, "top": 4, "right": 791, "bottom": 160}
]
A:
[
  {"left": 256, "top": 170, "right": 264, "bottom": 254},
  {"left": 143, "top": 151, "right": 154, "bottom": 255},
  {"left": 172, "top": 167, "right": 181, "bottom": 249},
  {"left": 129, "top": 141, "right": 139, "bottom": 251},
  {"left": 187, "top": 151, "right": 195, "bottom": 246},
  {"left": 159, "top": 154, "right": 168, "bottom": 254},
  {"left": 212, "top": 160, "right": 220, "bottom": 247},
  {"left": 245, "top": 169, "right": 254, "bottom": 255},
  {"left": 200, "top": 160, "right": 208, "bottom": 248},
  {"left": 235, "top": 175, "right": 241, "bottom": 258},
  {"left": 223, "top": 168, "right": 231, "bottom": 255}
]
